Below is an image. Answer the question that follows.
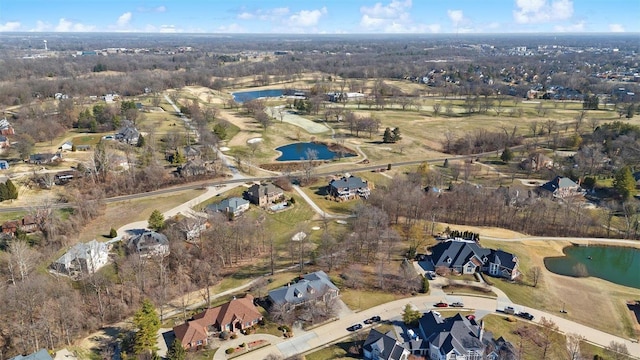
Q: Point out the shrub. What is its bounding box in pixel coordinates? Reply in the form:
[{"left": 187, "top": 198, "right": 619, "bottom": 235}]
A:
[
  {"left": 230, "top": 333, "right": 238, "bottom": 339},
  {"left": 422, "top": 276, "right": 430, "bottom": 294},
  {"left": 220, "top": 331, "right": 230, "bottom": 340},
  {"left": 225, "top": 348, "right": 234, "bottom": 354},
  {"left": 240, "top": 343, "right": 246, "bottom": 348},
  {"left": 109, "top": 228, "right": 118, "bottom": 238}
]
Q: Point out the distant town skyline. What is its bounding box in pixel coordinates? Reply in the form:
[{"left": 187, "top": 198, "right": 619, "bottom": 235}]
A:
[{"left": 0, "top": 0, "right": 638, "bottom": 34}]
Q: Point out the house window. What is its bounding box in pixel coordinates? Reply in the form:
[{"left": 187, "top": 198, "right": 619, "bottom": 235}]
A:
[{"left": 197, "top": 340, "right": 203, "bottom": 345}]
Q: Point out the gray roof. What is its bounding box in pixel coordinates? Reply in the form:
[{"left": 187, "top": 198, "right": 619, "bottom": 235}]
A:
[
  {"left": 364, "top": 329, "right": 407, "bottom": 360},
  {"left": 127, "top": 231, "right": 169, "bottom": 253},
  {"left": 419, "top": 312, "right": 492, "bottom": 357},
  {"left": 54, "top": 239, "right": 107, "bottom": 266},
  {"left": 206, "top": 197, "right": 249, "bottom": 214},
  {"left": 429, "top": 240, "right": 517, "bottom": 272},
  {"left": 329, "top": 176, "right": 367, "bottom": 190},
  {"left": 429, "top": 240, "right": 491, "bottom": 269},
  {"left": 10, "top": 350, "right": 53, "bottom": 360},
  {"left": 248, "top": 183, "right": 282, "bottom": 197},
  {"left": 540, "top": 176, "right": 579, "bottom": 193},
  {"left": 490, "top": 249, "right": 517, "bottom": 271},
  {"left": 268, "top": 270, "right": 338, "bottom": 306}
]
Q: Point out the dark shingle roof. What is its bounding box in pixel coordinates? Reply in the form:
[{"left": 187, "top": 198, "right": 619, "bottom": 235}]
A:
[
  {"left": 268, "top": 270, "right": 338, "bottom": 306},
  {"left": 429, "top": 240, "right": 491, "bottom": 268},
  {"left": 9, "top": 349, "right": 53, "bottom": 360},
  {"left": 491, "top": 250, "right": 517, "bottom": 271},
  {"left": 539, "top": 176, "right": 579, "bottom": 193},
  {"left": 419, "top": 312, "right": 492, "bottom": 357},
  {"left": 329, "top": 176, "right": 367, "bottom": 190},
  {"left": 363, "top": 329, "right": 407, "bottom": 360}
]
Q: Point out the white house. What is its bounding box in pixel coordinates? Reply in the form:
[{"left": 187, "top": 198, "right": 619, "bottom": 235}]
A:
[{"left": 52, "top": 239, "right": 109, "bottom": 276}]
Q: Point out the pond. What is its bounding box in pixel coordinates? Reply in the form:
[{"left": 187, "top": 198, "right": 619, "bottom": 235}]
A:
[
  {"left": 275, "top": 142, "right": 356, "bottom": 161},
  {"left": 544, "top": 245, "right": 640, "bottom": 288},
  {"left": 232, "top": 89, "right": 284, "bottom": 103}
]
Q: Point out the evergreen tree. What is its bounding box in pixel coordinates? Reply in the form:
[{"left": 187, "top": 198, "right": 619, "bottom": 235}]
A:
[
  {"left": 5, "top": 179, "right": 18, "bottom": 200},
  {"left": 627, "top": 104, "right": 635, "bottom": 119},
  {"left": 148, "top": 210, "right": 165, "bottom": 231},
  {"left": 133, "top": 299, "right": 161, "bottom": 356},
  {"left": 136, "top": 134, "right": 145, "bottom": 148},
  {"left": 402, "top": 304, "right": 421, "bottom": 326},
  {"left": 613, "top": 166, "right": 636, "bottom": 201},
  {"left": 500, "top": 147, "right": 513, "bottom": 162},
  {"left": 0, "top": 183, "right": 7, "bottom": 202},
  {"left": 109, "top": 228, "right": 118, "bottom": 238},
  {"left": 166, "top": 339, "right": 186, "bottom": 360},
  {"left": 382, "top": 127, "right": 393, "bottom": 143},
  {"left": 172, "top": 149, "right": 186, "bottom": 165},
  {"left": 392, "top": 127, "right": 402, "bottom": 142},
  {"left": 443, "top": 158, "right": 449, "bottom": 168}
]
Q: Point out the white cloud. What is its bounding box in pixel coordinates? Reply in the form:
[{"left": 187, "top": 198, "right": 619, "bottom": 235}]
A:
[
  {"left": 159, "top": 25, "right": 180, "bottom": 33},
  {"left": 609, "top": 24, "right": 625, "bottom": 32},
  {"left": 447, "top": 10, "right": 464, "bottom": 26},
  {"left": 554, "top": 21, "right": 584, "bottom": 32},
  {"left": 32, "top": 21, "right": 51, "bottom": 32},
  {"left": 217, "top": 23, "right": 246, "bottom": 33},
  {"left": 427, "top": 24, "right": 441, "bottom": 33},
  {"left": 54, "top": 18, "right": 95, "bottom": 32},
  {"left": 513, "top": 0, "right": 573, "bottom": 24},
  {"left": 117, "top": 12, "right": 132, "bottom": 27},
  {"left": 238, "top": 7, "right": 289, "bottom": 21},
  {"left": 238, "top": 12, "right": 254, "bottom": 20},
  {"left": 360, "top": 0, "right": 412, "bottom": 18},
  {"left": 0, "top": 21, "right": 21, "bottom": 31},
  {"left": 289, "top": 7, "right": 327, "bottom": 27},
  {"left": 359, "top": 0, "right": 414, "bottom": 31},
  {"left": 154, "top": 6, "right": 166, "bottom": 13}
]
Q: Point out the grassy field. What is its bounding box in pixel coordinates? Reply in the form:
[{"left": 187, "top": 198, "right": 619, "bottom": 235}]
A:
[
  {"left": 79, "top": 189, "right": 205, "bottom": 241},
  {"left": 340, "top": 289, "right": 408, "bottom": 312},
  {"left": 481, "top": 239, "right": 640, "bottom": 339}
]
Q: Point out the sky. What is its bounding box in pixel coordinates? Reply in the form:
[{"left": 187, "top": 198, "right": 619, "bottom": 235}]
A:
[{"left": 0, "top": 0, "right": 638, "bottom": 34}]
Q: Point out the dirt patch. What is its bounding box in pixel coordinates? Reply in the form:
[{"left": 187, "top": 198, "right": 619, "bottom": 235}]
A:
[{"left": 181, "top": 85, "right": 226, "bottom": 105}]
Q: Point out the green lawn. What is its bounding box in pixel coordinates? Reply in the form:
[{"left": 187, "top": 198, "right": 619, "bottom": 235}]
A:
[
  {"left": 300, "top": 181, "right": 361, "bottom": 215},
  {"left": 340, "top": 289, "right": 407, "bottom": 312}
]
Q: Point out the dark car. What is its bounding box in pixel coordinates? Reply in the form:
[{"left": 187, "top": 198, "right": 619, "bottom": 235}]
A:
[
  {"left": 347, "top": 323, "right": 363, "bottom": 331},
  {"left": 450, "top": 302, "right": 464, "bottom": 307},
  {"left": 364, "top": 315, "right": 381, "bottom": 324},
  {"left": 435, "top": 302, "right": 449, "bottom": 308},
  {"left": 517, "top": 312, "right": 534, "bottom": 321}
]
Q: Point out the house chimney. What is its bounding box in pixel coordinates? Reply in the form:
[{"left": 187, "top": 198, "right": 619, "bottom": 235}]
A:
[{"left": 478, "top": 320, "right": 484, "bottom": 340}]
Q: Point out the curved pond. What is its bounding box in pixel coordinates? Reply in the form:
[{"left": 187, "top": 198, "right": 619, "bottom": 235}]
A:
[
  {"left": 275, "top": 142, "right": 356, "bottom": 161},
  {"left": 544, "top": 245, "right": 640, "bottom": 288},
  {"left": 232, "top": 89, "right": 284, "bottom": 103}
]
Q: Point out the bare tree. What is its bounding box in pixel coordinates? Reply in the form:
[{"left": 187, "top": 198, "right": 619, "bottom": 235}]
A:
[
  {"left": 607, "top": 341, "right": 630, "bottom": 360},
  {"left": 528, "top": 266, "right": 542, "bottom": 287},
  {"left": 565, "top": 333, "right": 584, "bottom": 360},
  {"left": 432, "top": 102, "right": 442, "bottom": 117}
]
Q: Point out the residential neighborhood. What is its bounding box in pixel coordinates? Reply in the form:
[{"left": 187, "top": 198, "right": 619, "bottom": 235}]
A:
[{"left": 0, "top": 11, "right": 639, "bottom": 360}]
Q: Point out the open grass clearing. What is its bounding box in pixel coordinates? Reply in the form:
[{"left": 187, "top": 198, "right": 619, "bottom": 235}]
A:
[
  {"left": 79, "top": 189, "right": 204, "bottom": 241},
  {"left": 481, "top": 238, "right": 640, "bottom": 339},
  {"left": 340, "top": 288, "right": 408, "bottom": 312},
  {"left": 299, "top": 181, "right": 361, "bottom": 215}
]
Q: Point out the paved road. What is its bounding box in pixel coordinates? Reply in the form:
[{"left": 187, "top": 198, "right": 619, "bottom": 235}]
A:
[
  {"left": 292, "top": 185, "right": 352, "bottom": 219},
  {"left": 234, "top": 281, "right": 640, "bottom": 360}
]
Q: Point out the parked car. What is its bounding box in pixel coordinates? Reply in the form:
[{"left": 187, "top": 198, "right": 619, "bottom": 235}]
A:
[
  {"left": 435, "top": 302, "right": 449, "bottom": 308},
  {"left": 504, "top": 306, "right": 515, "bottom": 314},
  {"left": 517, "top": 312, "right": 534, "bottom": 320},
  {"left": 347, "top": 323, "right": 363, "bottom": 331},
  {"left": 364, "top": 315, "right": 381, "bottom": 324},
  {"left": 450, "top": 302, "right": 464, "bottom": 307}
]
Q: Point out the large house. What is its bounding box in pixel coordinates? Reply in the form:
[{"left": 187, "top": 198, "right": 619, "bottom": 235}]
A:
[
  {"left": 363, "top": 329, "right": 410, "bottom": 360},
  {"left": 418, "top": 311, "right": 513, "bottom": 360},
  {"left": 328, "top": 175, "right": 370, "bottom": 200},
  {"left": 115, "top": 120, "right": 140, "bottom": 145},
  {"left": 52, "top": 239, "right": 109, "bottom": 276},
  {"left": 428, "top": 240, "right": 519, "bottom": 280},
  {"left": 0, "top": 118, "right": 15, "bottom": 136},
  {"left": 268, "top": 270, "right": 340, "bottom": 311},
  {"left": 246, "top": 183, "right": 284, "bottom": 207},
  {"left": 173, "top": 295, "right": 263, "bottom": 350},
  {"left": 206, "top": 197, "right": 250, "bottom": 217},
  {"left": 538, "top": 176, "right": 584, "bottom": 198},
  {"left": 9, "top": 349, "right": 53, "bottom": 360},
  {"left": 127, "top": 231, "right": 170, "bottom": 258}
]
